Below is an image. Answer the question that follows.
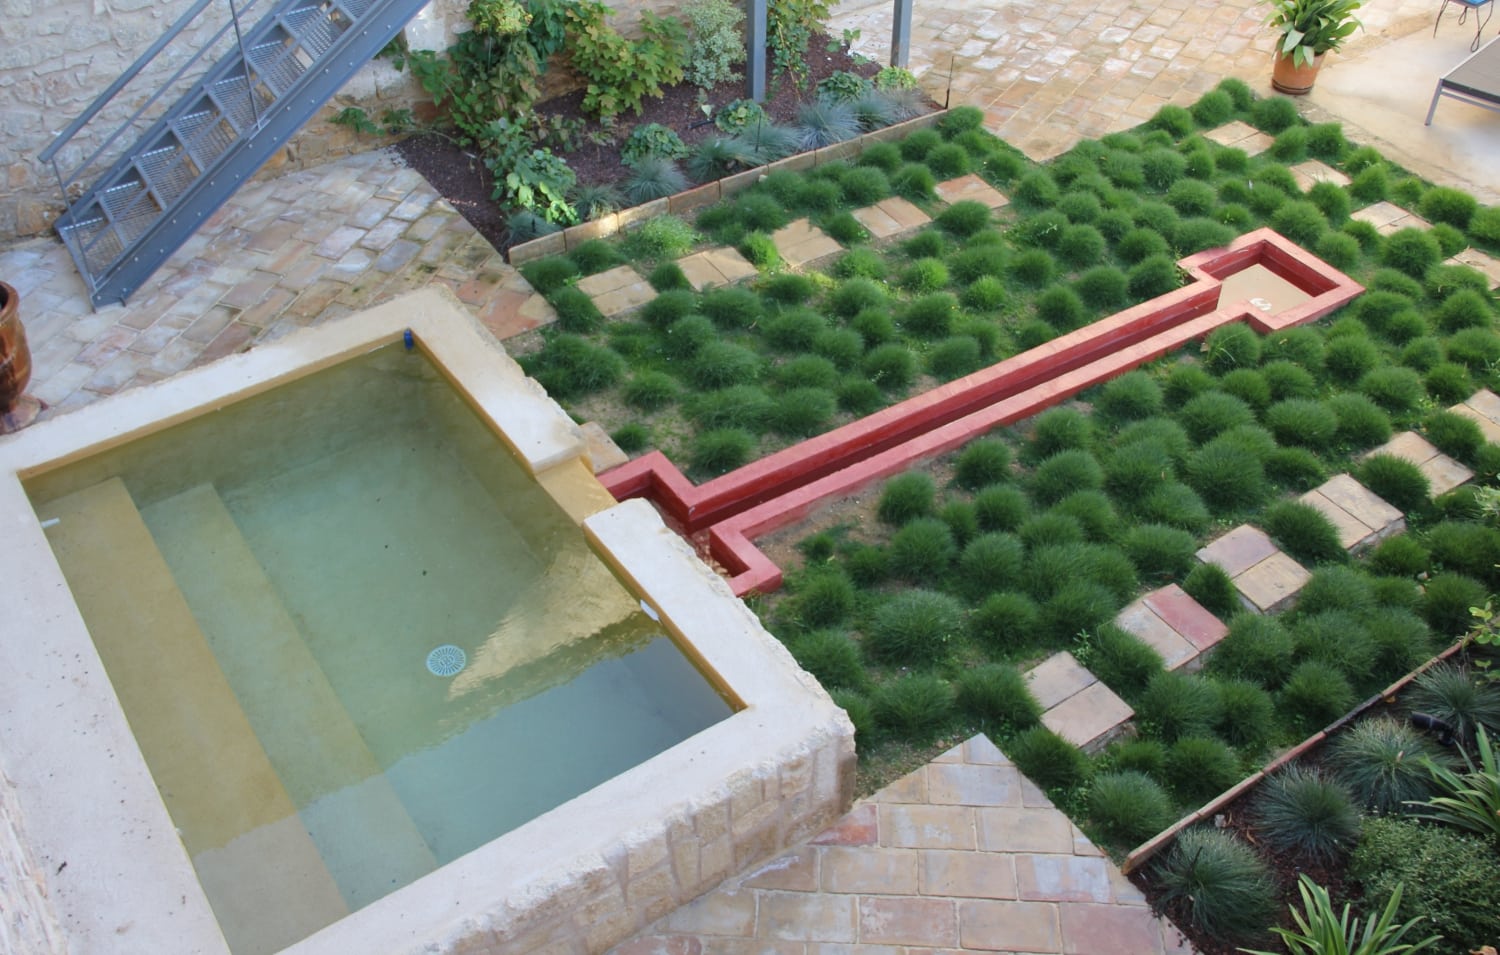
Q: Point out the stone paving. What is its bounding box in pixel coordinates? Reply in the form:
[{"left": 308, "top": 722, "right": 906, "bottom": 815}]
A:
[
  {"left": 1195, "top": 524, "right": 1311, "bottom": 614},
  {"left": 1289, "top": 159, "right": 1352, "bottom": 191},
  {"left": 1025, "top": 653, "right": 1136, "bottom": 753},
  {"left": 577, "top": 264, "right": 658, "bottom": 318},
  {"left": 1114, "top": 584, "right": 1229, "bottom": 673},
  {"left": 1349, "top": 200, "right": 1433, "bottom": 235},
  {"left": 852, "top": 197, "right": 933, "bottom": 240},
  {"left": 770, "top": 219, "right": 846, "bottom": 270},
  {"left": 1299, "top": 474, "right": 1406, "bottom": 554},
  {"left": 1364, "top": 430, "right": 1474, "bottom": 496},
  {"left": 1452, "top": 387, "right": 1500, "bottom": 444},
  {"left": 1448, "top": 247, "right": 1500, "bottom": 291},
  {"left": 610, "top": 735, "right": 1192, "bottom": 955},
  {"left": 933, "top": 173, "right": 1011, "bottom": 210},
  {"left": 676, "top": 247, "right": 759, "bottom": 291}
]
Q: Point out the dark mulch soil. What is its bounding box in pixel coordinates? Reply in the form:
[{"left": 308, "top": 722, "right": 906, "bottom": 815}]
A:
[{"left": 396, "top": 34, "right": 887, "bottom": 252}]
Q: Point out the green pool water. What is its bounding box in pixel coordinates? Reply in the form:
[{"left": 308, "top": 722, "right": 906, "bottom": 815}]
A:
[{"left": 29, "top": 345, "right": 732, "bottom": 952}]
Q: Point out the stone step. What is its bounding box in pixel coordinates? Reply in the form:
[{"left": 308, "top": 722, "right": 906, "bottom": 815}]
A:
[
  {"left": 140, "top": 483, "right": 438, "bottom": 908},
  {"left": 1114, "top": 584, "right": 1228, "bottom": 673},
  {"left": 37, "top": 478, "right": 349, "bottom": 954},
  {"left": 1024, "top": 653, "right": 1134, "bottom": 754}
]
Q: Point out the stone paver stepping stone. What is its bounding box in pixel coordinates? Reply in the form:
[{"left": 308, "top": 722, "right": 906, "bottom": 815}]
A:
[
  {"left": 1300, "top": 474, "right": 1405, "bottom": 553},
  {"left": 1452, "top": 388, "right": 1500, "bottom": 444},
  {"left": 1365, "top": 431, "right": 1473, "bottom": 496},
  {"left": 1350, "top": 201, "right": 1431, "bottom": 236},
  {"left": 934, "top": 173, "right": 1011, "bottom": 209},
  {"left": 1204, "top": 120, "right": 1274, "bottom": 155},
  {"left": 852, "top": 196, "right": 932, "bottom": 240},
  {"left": 1447, "top": 248, "right": 1500, "bottom": 290},
  {"left": 611, "top": 734, "right": 1193, "bottom": 955},
  {"left": 1196, "top": 525, "right": 1310, "bottom": 614},
  {"left": 1026, "top": 652, "right": 1134, "bottom": 753},
  {"left": 771, "top": 218, "right": 844, "bottom": 269},
  {"left": 1289, "top": 159, "right": 1352, "bottom": 190},
  {"left": 675, "top": 246, "right": 758, "bottom": 290},
  {"left": 575, "top": 264, "right": 656, "bottom": 317},
  {"left": 1115, "top": 584, "right": 1228, "bottom": 673}
]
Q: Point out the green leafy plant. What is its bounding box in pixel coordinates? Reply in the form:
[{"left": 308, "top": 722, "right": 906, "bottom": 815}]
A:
[
  {"left": 1350, "top": 816, "right": 1500, "bottom": 947},
  {"left": 621, "top": 123, "right": 689, "bottom": 165},
  {"left": 565, "top": 1, "right": 687, "bottom": 120},
  {"left": 486, "top": 142, "right": 578, "bottom": 224},
  {"left": 1240, "top": 874, "right": 1439, "bottom": 955},
  {"left": 768, "top": 0, "right": 832, "bottom": 91},
  {"left": 683, "top": 0, "right": 746, "bottom": 91},
  {"left": 713, "top": 97, "right": 768, "bottom": 134},
  {"left": 1155, "top": 828, "right": 1278, "bottom": 943},
  {"left": 1255, "top": 766, "right": 1361, "bottom": 863},
  {"left": 1411, "top": 725, "right": 1500, "bottom": 841}
]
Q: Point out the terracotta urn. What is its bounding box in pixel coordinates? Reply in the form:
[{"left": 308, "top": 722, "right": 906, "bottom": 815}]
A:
[
  {"left": 1271, "top": 52, "right": 1325, "bottom": 95},
  {"left": 0, "top": 280, "right": 41, "bottom": 433}
]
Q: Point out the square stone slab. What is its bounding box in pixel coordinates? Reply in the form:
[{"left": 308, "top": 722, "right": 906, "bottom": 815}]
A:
[
  {"left": 771, "top": 219, "right": 844, "bottom": 270},
  {"left": 1446, "top": 248, "right": 1500, "bottom": 291},
  {"left": 1290, "top": 160, "right": 1352, "bottom": 190},
  {"left": 575, "top": 264, "right": 657, "bottom": 317},
  {"left": 1351, "top": 202, "right": 1431, "bottom": 236},
  {"left": 1024, "top": 652, "right": 1096, "bottom": 711},
  {"left": 1319, "top": 474, "right": 1405, "bottom": 530},
  {"left": 852, "top": 197, "right": 932, "bottom": 240},
  {"left": 934, "top": 174, "right": 1010, "bottom": 210},
  {"left": 1460, "top": 388, "right": 1500, "bottom": 426},
  {"left": 1114, "top": 599, "right": 1198, "bottom": 671},
  {"left": 1203, "top": 120, "right": 1274, "bottom": 155},
  {"left": 676, "top": 247, "right": 758, "bottom": 291},
  {"left": 1196, "top": 524, "right": 1279, "bottom": 578},
  {"left": 1301, "top": 486, "right": 1383, "bottom": 551},
  {"left": 1041, "top": 682, "right": 1134, "bottom": 753},
  {"left": 1142, "top": 584, "right": 1228, "bottom": 654},
  {"left": 1365, "top": 431, "right": 1473, "bottom": 495},
  {"left": 579, "top": 421, "right": 628, "bottom": 473},
  {"left": 1235, "top": 550, "right": 1311, "bottom": 614},
  {"left": 1451, "top": 403, "right": 1500, "bottom": 444}
]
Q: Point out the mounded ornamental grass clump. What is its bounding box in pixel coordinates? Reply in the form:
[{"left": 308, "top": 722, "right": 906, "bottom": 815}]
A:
[
  {"left": 1406, "top": 662, "right": 1500, "bottom": 741},
  {"left": 955, "top": 439, "right": 1013, "bottom": 490},
  {"left": 521, "top": 256, "right": 581, "bottom": 294},
  {"left": 1104, "top": 439, "right": 1175, "bottom": 505},
  {"left": 1136, "top": 670, "right": 1220, "bottom": 742},
  {"left": 1163, "top": 735, "right": 1242, "bottom": 805},
  {"left": 865, "top": 589, "right": 966, "bottom": 667},
  {"left": 1084, "top": 624, "right": 1165, "bottom": 700},
  {"left": 1030, "top": 449, "right": 1104, "bottom": 506},
  {"left": 1327, "top": 716, "right": 1441, "bottom": 813},
  {"left": 523, "top": 334, "right": 625, "bottom": 399},
  {"left": 1253, "top": 766, "right": 1360, "bottom": 864},
  {"left": 1422, "top": 570, "right": 1488, "bottom": 636},
  {"left": 1264, "top": 398, "right": 1339, "bottom": 449},
  {"left": 1088, "top": 771, "right": 1176, "bottom": 847},
  {"left": 1121, "top": 523, "right": 1197, "bottom": 581},
  {"left": 956, "top": 531, "right": 1023, "bottom": 599},
  {"left": 548, "top": 286, "right": 606, "bottom": 333},
  {"left": 623, "top": 370, "right": 678, "bottom": 410},
  {"left": 788, "top": 628, "right": 865, "bottom": 690},
  {"left": 1177, "top": 391, "right": 1256, "bottom": 443},
  {"left": 1326, "top": 393, "right": 1392, "bottom": 449},
  {"left": 877, "top": 472, "right": 936, "bottom": 525},
  {"left": 1213, "top": 678, "right": 1277, "bottom": 752},
  {"left": 1095, "top": 370, "right": 1164, "bottom": 423},
  {"left": 690, "top": 427, "right": 755, "bottom": 475},
  {"left": 862, "top": 343, "right": 918, "bottom": 391},
  {"left": 1154, "top": 828, "right": 1278, "bottom": 945},
  {"left": 1185, "top": 439, "right": 1269, "bottom": 512},
  {"left": 1209, "top": 615, "right": 1296, "bottom": 688},
  {"left": 970, "top": 590, "right": 1041, "bottom": 653},
  {"left": 1183, "top": 562, "right": 1239, "bottom": 619},
  {"left": 1009, "top": 726, "right": 1092, "bottom": 791},
  {"left": 1425, "top": 519, "right": 1500, "bottom": 584},
  {"left": 1293, "top": 565, "right": 1376, "bottom": 617},
  {"left": 1280, "top": 660, "right": 1357, "bottom": 733},
  {"left": 874, "top": 673, "right": 954, "bottom": 736},
  {"left": 974, "top": 483, "right": 1031, "bottom": 532},
  {"left": 1259, "top": 499, "right": 1345, "bottom": 565},
  {"left": 1357, "top": 453, "right": 1430, "bottom": 513},
  {"left": 956, "top": 663, "right": 1042, "bottom": 731}
]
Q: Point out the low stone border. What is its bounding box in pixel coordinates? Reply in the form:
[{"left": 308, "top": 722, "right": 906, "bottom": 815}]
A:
[
  {"left": 1119, "top": 638, "right": 1470, "bottom": 875},
  {"left": 507, "top": 110, "right": 950, "bottom": 266}
]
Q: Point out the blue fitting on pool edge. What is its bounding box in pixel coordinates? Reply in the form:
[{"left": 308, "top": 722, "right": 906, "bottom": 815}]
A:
[{"left": 403, "top": 328, "right": 415, "bottom": 351}]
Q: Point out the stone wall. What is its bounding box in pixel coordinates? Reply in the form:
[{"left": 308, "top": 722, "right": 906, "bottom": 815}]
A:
[
  {"left": 0, "top": 0, "right": 687, "bottom": 243},
  {"left": 0, "top": 769, "right": 66, "bottom": 955}
]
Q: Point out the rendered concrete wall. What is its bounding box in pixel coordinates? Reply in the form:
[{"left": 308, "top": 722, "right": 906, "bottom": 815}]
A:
[
  {"left": 0, "top": 770, "right": 66, "bottom": 955},
  {"left": 0, "top": 0, "right": 689, "bottom": 242}
]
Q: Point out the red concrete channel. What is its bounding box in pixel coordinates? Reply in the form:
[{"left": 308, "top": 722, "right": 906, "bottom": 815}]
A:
[{"left": 600, "top": 229, "right": 1364, "bottom": 595}]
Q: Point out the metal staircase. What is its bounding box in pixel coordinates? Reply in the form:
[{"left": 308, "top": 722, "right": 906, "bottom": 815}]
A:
[{"left": 40, "top": 0, "right": 428, "bottom": 308}]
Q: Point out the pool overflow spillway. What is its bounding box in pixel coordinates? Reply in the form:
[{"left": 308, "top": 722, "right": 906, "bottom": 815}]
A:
[
  {"left": 0, "top": 290, "right": 854, "bottom": 955},
  {"left": 601, "top": 229, "right": 1363, "bottom": 595}
]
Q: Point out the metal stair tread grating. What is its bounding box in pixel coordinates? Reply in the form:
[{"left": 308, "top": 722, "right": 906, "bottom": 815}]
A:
[
  {"left": 211, "top": 75, "right": 274, "bottom": 131},
  {"left": 284, "top": 5, "right": 347, "bottom": 56},
  {"left": 171, "top": 109, "right": 237, "bottom": 167},
  {"left": 138, "top": 146, "right": 199, "bottom": 204},
  {"left": 62, "top": 215, "right": 125, "bottom": 277},
  {"left": 247, "top": 40, "right": 308, "bottom": 96}
]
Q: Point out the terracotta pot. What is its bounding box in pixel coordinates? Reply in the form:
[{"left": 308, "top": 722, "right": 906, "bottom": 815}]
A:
[
  {"left": 1271, "top": 51, "right": 1324, "bottom": 95},
  {"left": 0, "top": 281, "right": 29, "bottom": 413}
]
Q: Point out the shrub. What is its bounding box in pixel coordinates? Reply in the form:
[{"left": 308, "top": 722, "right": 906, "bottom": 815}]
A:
[
  {"left": 1178, "top": 391, "right": 1256, "bottom": 443},
  {"left": 1166, "top": 178, "right": 1217, "bottom": 217},
  {"left": 970, "top": 590, "right": 1041, "bottom": 652},
  {"left": 1085, "top": 623, "right": 1165, "bottom": 699},
  {"left": 1154, "top": 828, "right": 1278, "bottom": 944},
  {"left": 1255, "top": 767, "right": 1360, "bottom": 864},
  {"left": 788, "top": 627, "right": 865, "bottom": 689},
  {"left": 1122, "top": 523, "right": 1197, "bottom": 582},
  {"left": 1128, "top": 254, "right": 1182, "bottom": 299},
  {"left": 1270, "top": 125, "right": 1309, "bottom": 162},
  {"left": 1328, "top": 717, "right": 1441, "bottom": 813},
  {"left": 897, "top": 257, "right": 950, "bottom": 295},
  {"left": 1007, "top": 248, "right": 1058, "bottom": 288},
  {"left": 1382, "top": 227, "right": 1443, "bottom": 278},
  {"left": 1436, "top": 287, "right": 1495, "bottom": 334},
  {"left": 875, "top": 673, "right": 955, "bottom": 736},
  {"left": 1205, "top": 324, "right": 1263, "bottom": 375},
  {"left": 1418, "top": 185, "right": 1478, "bottom": 229},
  {"left": 956, "top": 532, "right": 1024, "bottom": 600},
  {"left": 1009, "top": 727, "right": 1092, "bottom": 791},
  {"left": 1055, "top": 224, "right": 1105, "bottom": 268},
  {"left": 1137, "top": 671, "right": 1220, "bottom": 742},
  {"left": 1260, "top": 499, "right": 1345, "bottom": 565},
  {"left": 690, "top": 427, "right": 754, "bottom": 474},
  {"left": 1407, "top": 662, "right": 1500, "bottom": 741},
  {"left": 1307, "top": 180, "right": 1352, "bottom": 225},
  {"left": 1116, "top": 227, "right": 1170, "bottom": 265},
  {"left": 1164, "top": 736, "right": 1243, "bottom": 805},
  {"left": 1210, "top": 615, "right": 1295, "bottom": 688},
  {"left": 1028, "top": 406, "right": 1097, "bottom": 459},
  {"left": 1031, "top": 449, "right": 1104, "bottom": 506},
  {"left": 1280, "top": 661, "right": 1356, "bottom": 732},
  {"left": 1093, "top": 371, "right": 1162, "bottom": 423},
  {"left": 1104, "top": 439, "right": 1174, "bottom": 506},
  {"left": 974, "top": 484, "right": 1030, "bottom": 532},
  {"left": 956, "top": 664, "right": 1042, "bottom": 731},
  {"left": 877, "top": 472, "right": 936, "bottom": 525},
  {"left": 1185, "top": 439, "right": 1268, "bottom": 512},
  {"left": 1213, "top": 678, "right": 1277, "bottom": 751},
  {"left": 1314, "top": 231, "right": 1361, "bottom": 271},
  {"left": 1088, "top": 771, "right": 1176, "bottom": 847},
  {"left": 1324, "top": 334, "right": 1381, "bottom": 385},
  {"left": 1350, "top": 817, "right": 1500, "bottom": 949},
  {"left": 1295, "top": 565, "right": 1380, "bottom": 618},
  {"left": 1183, "top": 562, "right": 1239, "bottom": 619},
  {"left": 866, "top": 589, "right": 966, "bottom": 666}
]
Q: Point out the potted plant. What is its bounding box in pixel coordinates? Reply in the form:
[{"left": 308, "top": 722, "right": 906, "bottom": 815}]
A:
[
  {"left": 1266, "top": 0, "right": 1363, "bottom": 95},
  {"left": 0, "top": 281, "right": 41, "bottom": 433}
]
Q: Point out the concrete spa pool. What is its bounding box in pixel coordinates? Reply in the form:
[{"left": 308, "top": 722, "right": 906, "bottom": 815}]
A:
[{"left": 0, "top": 290, "right": 854, "bottom": 955}]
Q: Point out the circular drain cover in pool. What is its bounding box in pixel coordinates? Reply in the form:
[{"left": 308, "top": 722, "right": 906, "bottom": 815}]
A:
[{"left": 426, "top": 644, "right": 466, "bottom": 677}]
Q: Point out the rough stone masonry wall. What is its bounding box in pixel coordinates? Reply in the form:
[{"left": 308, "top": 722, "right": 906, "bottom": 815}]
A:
[
  {"left": 0, "top": 0, "right": 684, "bottom": 243},
  {"left": 0, "top": 769, "right": 66, "bottom": 955}
]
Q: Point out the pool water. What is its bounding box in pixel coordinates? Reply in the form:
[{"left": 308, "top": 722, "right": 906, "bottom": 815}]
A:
[{"left": 28, "top": 346, "right": 732, "bottom": 954}]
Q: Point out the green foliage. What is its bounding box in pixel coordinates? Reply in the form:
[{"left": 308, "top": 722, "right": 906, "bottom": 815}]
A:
[
  {"left": 890, "top": 163, "right": 937, "bottom": 201},
  {"left": 955, "top": 439, "right": 1013, "bottom": 490},
  {"left": 1128, "top": 254, "right": 1182, "bottom": 299},
  {"left": 874, "top": 673, "right": 954, "bottom": 736},
  {"left": 1183, "top": 562, "right": 1239, "bottom": 619},
  {"left": 956, "top": 664, "right": 1041, "bottom": 731},
  {"left": 623, "top": 370, "right": 678, "bottom": 410},
  {"left": 789, "top": 628, "right": 864, "bottom": 688},
  {"left": 1408, "top": 664, "right": 1500, "bottom": 742},
  {"left": 548, "top": 285, "right": 604, "bottom": 332},
  {"left": 1281, "top": 660, "right": 1357, "bottom": 732},
  {"left": 1261, "top": 499, "right": 1346, "bottom": 565},
  {"left": 622, "top": 123, "right": 689, "bottom": 165},
  {"left": 1164, "top": 735, "right": 1243, "bottom": 804},
  {"left": 866, "top": 589, "right": 965, "bottom": 666},
  {"left": 627, "top": 214, "right": 700, "bottom": 259},
  {"left": 1350, "top": 817, "right": 1500, "bottom": 951},
  {"left": 1084, "top": 624, "right": 1165, "bottom": 699},
  {"left": 1357, "top": 454, "right": 1431, "bottom": 514},
  {"left": 1178, "top": 391, "right": 1256, "bottom": 444},
  {"left": 713, "top": 98, "right": 767, "bottom": 134},
  {"left": 877, "top": 472, "right": 936, "bottom": 526},
  {"left": 682, "top": 0, "right": 746, "bottom": 90},
  {"left": 1381, "top": 227, "right": 1443, "bottom": 278},
  {"left": 487, "top": 142, "right": 577, "bottom": 224},
  {"left": 1122, "top": 523, "right": 1197, "bottom": 581},
  {"left": 1009, "top": 727, "right": 1092, "bottom": 791},
  {"left": 1137, "top": 670, "right": 1220, "bottom": 742},
  {"left": 793, "top": 98, "right": 861, "bottom": 149},
  {"left": 1154, "top": 828, "right": 1278, "bottom": 944},
  {"left": 1214, "top": 678, "right": 1277, "bottom": 751},
  {"left": 1244, "top": 874, "right": 1441, "bottom": 955},
  {"left": 689, "top": 427, "right": 754, "bottom": 474},
  {"left": 1088, "top": 771, "right": 1176, "bottom": 847},
  {"left": 888, "top": 517, "right": 957, "bottom": 581},
  {"left": 1329, "top": 717, "right": 1440, "bottom": 813},
  {"left": 565, "top": 2, "right": 686, "bottom": 119},
  {"left": 1255, "top": 766, "right": 1360, "bottom": 863}
]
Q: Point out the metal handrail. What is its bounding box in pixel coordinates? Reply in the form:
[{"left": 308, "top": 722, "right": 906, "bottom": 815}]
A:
[{"left": 39, "top": 0, "right": 273, "bottom": 203}]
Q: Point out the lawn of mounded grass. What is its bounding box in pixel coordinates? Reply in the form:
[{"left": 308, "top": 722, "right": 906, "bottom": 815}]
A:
[{"left": 517, "top": 79, "right": 1500, "bottom": 954}]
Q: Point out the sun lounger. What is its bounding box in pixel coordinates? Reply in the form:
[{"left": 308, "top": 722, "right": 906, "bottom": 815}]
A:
[{"left": 1426, "top": 34, "right": 1500, "bottom": 124}]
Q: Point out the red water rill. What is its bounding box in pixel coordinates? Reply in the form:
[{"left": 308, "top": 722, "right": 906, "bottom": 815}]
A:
[{"left": 599, "top": 229, "right": 1364, "bottom": 596}]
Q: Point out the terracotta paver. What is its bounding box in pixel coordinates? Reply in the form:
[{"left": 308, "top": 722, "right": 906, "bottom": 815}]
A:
[
  {"left": 852, "top": 196, "right": 933, "bottom": 239},
  {"left": 1364, "top": 431, "right": 1474, "bottom": 495},
  {"left": 771, "top": 218, "right": 845, "bottom": 269},
  {"left": 1115, "top": 598, "right": 1199, "bottom": 671},
  {"left": 1197, "top": 525, "right": 1310, "bottom": 614},
  {"left": 934, "top": 173, "right": 1011, "bottom": 209},
  {"left": 1289, "top": 159, "right": 1352, "bottom": 190},
  {"left": 1447, "top": 248, "right": 1500, "bottom": 290},
  {"left": 576, "top": 264, "right": 657, "bottom": 317},
  {"left": 1194, "top": 524, "right": 1278, "bottom": 577},
  {"left": 1114, "top": 583, "right": 1226, "bottom": 672},
  {"left": 1203, "top": 120, "right": 1275, "bottom": 155},
  {"left": 1350, "top": 201, "right": 1431, "bottom": 235},
  {"left": 675, "top": 246, "right": 758, "bottom": 290},
  {"left": 610, "top": 735, "right": 1193, "bottom": 955},
  {"left": 1452, "top": 389, "right": 1500, "bottom": 444},
  {"left": 1299, "top": 474, "right": 1406, "bottom": 553}
]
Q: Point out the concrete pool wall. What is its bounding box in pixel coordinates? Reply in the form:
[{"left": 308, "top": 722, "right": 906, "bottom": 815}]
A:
[{"left": 0, "top": 288, "right": 854, "bottom": 954}]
